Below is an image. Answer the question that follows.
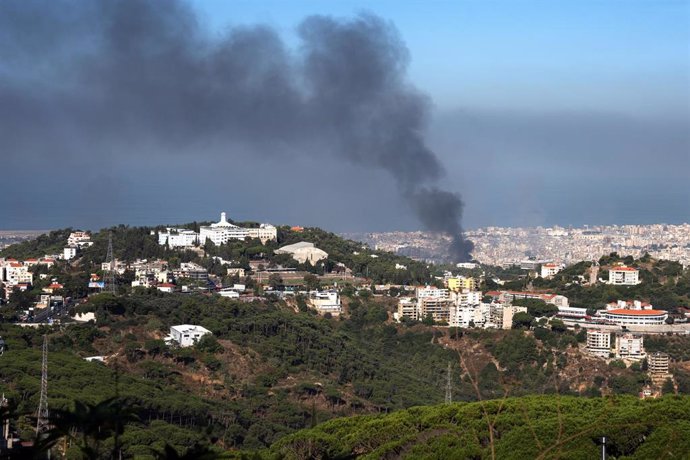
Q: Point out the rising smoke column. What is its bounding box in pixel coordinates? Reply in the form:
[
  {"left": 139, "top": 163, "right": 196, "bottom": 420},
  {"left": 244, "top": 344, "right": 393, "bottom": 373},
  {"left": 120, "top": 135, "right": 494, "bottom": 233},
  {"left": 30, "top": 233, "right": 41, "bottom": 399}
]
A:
[{"left": 0, "top": 0, "right": 473, "bottom": 261}]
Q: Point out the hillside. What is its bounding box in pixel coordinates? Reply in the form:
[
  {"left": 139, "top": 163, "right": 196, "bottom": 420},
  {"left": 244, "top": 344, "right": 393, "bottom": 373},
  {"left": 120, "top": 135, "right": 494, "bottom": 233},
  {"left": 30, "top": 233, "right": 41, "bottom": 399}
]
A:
[
  {"left": 1, "top": 225, "right": 690, "bottom": 457},
  {"left": 267, "top": 395, "right": 690, "bottom": 459}
]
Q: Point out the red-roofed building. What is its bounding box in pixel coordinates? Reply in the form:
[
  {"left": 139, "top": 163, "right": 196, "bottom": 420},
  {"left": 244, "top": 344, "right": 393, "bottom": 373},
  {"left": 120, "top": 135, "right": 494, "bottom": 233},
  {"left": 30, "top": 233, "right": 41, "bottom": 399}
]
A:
[
  {"left": 540, "top": 263, "right": 564, "bottom": 279},
  {"left": 157, "top": 283, "right": 176, "bottom": 293},
  {"left": 600, "top": 308, "right": 667, "bottom": 326},
  {"left": 3, "top": 263, "right": 33, "bottom": 287},
  {"left": 609, "top": 266, "right": 641, "bottom": 285},
  {"left": 39, "top": 258, "right": 56, "bottom": 267},
  {"left": 43, "top": 283, "right": 64, "bottom": 294}
]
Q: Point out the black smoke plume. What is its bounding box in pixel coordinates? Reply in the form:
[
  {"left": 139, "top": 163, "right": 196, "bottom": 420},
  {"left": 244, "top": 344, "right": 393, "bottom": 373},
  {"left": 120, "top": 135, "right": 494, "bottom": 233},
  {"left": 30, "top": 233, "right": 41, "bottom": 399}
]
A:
[{"left": 0, "top": 0, "right": 473, "bottom": 261}]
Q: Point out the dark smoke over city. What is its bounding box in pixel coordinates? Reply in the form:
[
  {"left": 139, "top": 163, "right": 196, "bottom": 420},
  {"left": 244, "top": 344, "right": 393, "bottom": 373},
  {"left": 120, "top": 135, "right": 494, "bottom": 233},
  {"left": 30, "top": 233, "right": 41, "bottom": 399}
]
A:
[{"left": 0, "top": 0, "right": 473, "bottom": 261}]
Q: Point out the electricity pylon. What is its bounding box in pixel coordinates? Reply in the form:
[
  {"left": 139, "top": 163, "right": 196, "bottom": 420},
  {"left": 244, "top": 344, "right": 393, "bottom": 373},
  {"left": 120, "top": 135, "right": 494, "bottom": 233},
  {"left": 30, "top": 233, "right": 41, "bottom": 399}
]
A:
[
  {"left": 36, "top": 335, "right": 49, "bottom": 435},
  {"left": 445, "top": 362, "right": 453, "bottom": 404},
  {"left": 104, "top": 232, "right": 116, "bottom": 294}
]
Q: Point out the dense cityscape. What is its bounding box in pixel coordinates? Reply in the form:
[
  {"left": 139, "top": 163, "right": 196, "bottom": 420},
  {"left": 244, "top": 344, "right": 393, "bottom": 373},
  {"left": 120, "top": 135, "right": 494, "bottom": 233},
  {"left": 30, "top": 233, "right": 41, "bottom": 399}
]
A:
[{"left": 346, "top": 223, "right": 690, "bottom": 267}]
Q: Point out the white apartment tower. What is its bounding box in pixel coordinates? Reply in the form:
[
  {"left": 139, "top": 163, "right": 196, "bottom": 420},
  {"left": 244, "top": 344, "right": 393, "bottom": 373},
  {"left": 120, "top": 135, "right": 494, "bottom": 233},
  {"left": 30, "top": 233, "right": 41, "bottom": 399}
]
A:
[{"left": 586, "top": 330, "right": 611, "bottom": 358}]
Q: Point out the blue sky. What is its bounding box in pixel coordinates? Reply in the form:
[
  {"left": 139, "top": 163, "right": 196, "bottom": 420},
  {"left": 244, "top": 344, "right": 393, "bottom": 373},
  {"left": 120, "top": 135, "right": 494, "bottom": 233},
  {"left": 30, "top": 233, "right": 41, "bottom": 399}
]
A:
[
  {"left": 0, "top": 0, "right": 688, "bottom": 231},
  {"left": 191, "top": 0, "right": 689, "bottom": 116}
]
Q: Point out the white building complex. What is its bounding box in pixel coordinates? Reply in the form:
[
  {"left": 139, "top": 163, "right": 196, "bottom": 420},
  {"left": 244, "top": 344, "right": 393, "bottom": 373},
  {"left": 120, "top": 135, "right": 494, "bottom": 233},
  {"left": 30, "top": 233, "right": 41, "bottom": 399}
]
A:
[
  {"left": 158, "top": 228, "right": 200, "bottom": 248},
  {"left": 166, "top": 325, "right": 212, "bottom": 348},
  {"left": 200, "top": 212, "right": 277, "bottom": 245},
  {"left": 608, "top": 266, "right": 641, "bottom": 285},
  {"left": 157, "top": 212, "right": 277, "bottom": 248}
]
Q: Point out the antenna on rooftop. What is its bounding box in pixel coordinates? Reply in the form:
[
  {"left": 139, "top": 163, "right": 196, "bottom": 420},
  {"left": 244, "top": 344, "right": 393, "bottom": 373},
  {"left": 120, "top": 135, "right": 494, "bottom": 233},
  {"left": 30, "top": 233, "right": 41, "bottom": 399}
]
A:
[
  {"left": 445, "top": 362, "right": 453, "bottom": 404},
  {"left": 104, "top": 232, "right": 116, "bottom": 294}
]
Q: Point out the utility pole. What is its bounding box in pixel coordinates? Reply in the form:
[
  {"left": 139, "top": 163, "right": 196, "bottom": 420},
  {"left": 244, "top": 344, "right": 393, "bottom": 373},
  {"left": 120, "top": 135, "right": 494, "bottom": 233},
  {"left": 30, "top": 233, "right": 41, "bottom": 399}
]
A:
[
  {"left": 36, "top": 335, "right": 49, "bottom": 436},
  {"left": 445, "top": 362, "right": 452, "bottom": 404},
  {"left": 104, "top": 232, "right": 116, "bottom": 294}
]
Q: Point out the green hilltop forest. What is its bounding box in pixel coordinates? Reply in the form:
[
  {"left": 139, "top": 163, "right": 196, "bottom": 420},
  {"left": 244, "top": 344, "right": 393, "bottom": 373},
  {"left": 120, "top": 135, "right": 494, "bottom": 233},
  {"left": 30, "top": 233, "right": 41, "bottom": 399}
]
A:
[
  {"left": 1, "top": 226, "right": 690, "bottom": 458},
  {"left": 266, "top": 395, "right": 690, "bottom": 459}
]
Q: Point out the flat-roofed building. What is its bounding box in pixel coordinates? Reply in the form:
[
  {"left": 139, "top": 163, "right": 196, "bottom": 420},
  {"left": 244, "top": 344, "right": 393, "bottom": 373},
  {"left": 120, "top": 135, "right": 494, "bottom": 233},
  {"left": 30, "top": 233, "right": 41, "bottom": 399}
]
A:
[
  {"left": 397, "top": 297, "right": 419, "bottom": 321},
  {"left": 587, "top": 330, "right": 611, "bottom": 358},
  {"left": 615, "top": 333, "right": 645, "bottom": 360},
  {"left": 167, "top": 325, "right": 212, "bottom": 348},
  {"left": 489, "top": 304, "right": 527, "bottom": 329},
  {"left": 309, "top": 290, "right": 342, "bottom": 316},
  {"left": 420, "top": 297, "right": 453, "bottom": 322},
  {"left": 648, "top": 352, "right": 670, "bottom": 376},
  {"left": 450, "top": 305, "right": 485, "bottom": 328},
  {"left": 447, "top": 277, "right": 476, "bottom": 292},
  {"left": 417, "top": 286, "right": 452, "bottom": 323},
  {"left": 158, "top": 228, "right": 200, "bottom": 248}
]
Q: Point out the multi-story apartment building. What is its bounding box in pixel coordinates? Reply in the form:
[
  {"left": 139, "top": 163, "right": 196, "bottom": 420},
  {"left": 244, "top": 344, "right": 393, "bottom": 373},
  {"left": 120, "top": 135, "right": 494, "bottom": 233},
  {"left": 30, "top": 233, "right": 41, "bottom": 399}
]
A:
[
  {"left": 63, "top": 246, "right": 78, "bottom": 260},
  {"left": 246, "top": 225, "right": 279, "bottom": 243},
  {"left": 447, "top": 277, "right": 476, "bottom": 292},
  {"left": 608, "top": 266, "right": 640, "bottom": 285},
  {"left": 615, "top": 333, "right": 645, "bottom": 360},
  {"left": 174, "top": 262, "right": 209, "bottom": 282},
  {"left": 3, "top": 263, "right": 33, "bottom": 287},
  {"left": 420, "top": 297, "right": 453, "bottom": 322},
  {"left": 489, "top": 304, "right": 527, "bottom": 329},
  {"left": 540, "top": 263, "right": 563, "bottom": 279},
  {"left": 397, "top": 297, "right": 419, "bottom": 321},
  {"left": 586, "top": 330, "right": 611, "bottom": 357},
  {"left": 67, "top": 231, "right": 92, "bottom": 247},
  {"left": 449, "top": 304, "right": 487, "bottom": 328},
  {"left": 417, "top": 286, "right": 452, "bottom": 322},
  {"left": 456, "top": 290, "right": 482, "bottom": 306},
  {"left": 648, "top": 352, "right": 670, "bottom": 376}
]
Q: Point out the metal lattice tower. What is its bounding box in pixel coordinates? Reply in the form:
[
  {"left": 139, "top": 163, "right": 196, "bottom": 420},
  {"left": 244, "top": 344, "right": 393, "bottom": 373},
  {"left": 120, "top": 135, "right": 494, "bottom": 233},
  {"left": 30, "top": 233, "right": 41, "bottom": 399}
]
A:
[
  {"left": 104, "top": 232, "right": 116, "bottom": 294},
  {"left": 36, "top": 335, "right": 49, "bottom": 435},
  {"left": 445, "top": 362, "right": 453, "bottom": 404}
]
